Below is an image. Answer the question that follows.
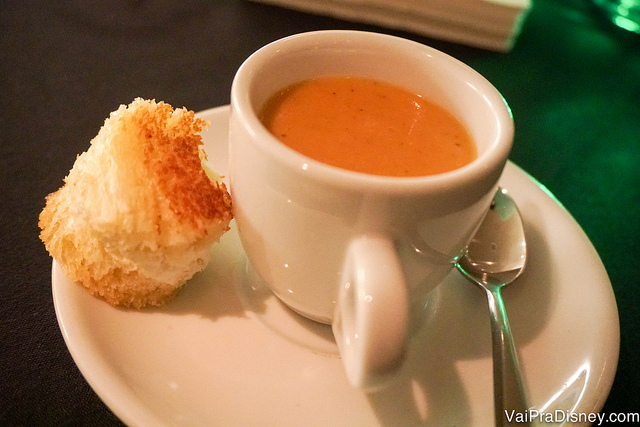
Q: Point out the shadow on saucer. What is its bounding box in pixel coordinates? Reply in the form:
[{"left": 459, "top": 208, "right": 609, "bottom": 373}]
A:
[
  {"left": 139, "top": 206, "right": 556, "bottom": 425},
  {"left": 366, "top": 206, "right": 554, "bottom": 426},
  {"left": 137, "top": 230, "right": 251, "bottom": 322},
  {"left": 233, "top": 255, "right": 339, "bottom": 355}
]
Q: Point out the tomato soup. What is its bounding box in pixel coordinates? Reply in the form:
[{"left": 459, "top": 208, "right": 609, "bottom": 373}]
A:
[{"left": 259, "top": 76, "right": 477, "bottom": 177}]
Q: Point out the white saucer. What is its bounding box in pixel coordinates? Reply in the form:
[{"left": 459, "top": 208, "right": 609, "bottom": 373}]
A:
[{"left": 53, "top": 105, "right": 619, "bottom": 426}]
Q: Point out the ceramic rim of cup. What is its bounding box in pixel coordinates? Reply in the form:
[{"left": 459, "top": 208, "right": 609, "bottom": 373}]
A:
[{"left": 231, "top": 30, "right": 514, "bottom": 197}]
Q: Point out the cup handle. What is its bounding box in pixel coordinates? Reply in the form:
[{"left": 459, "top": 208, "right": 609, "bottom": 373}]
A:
[{"left": 332, "top": 235, "right": 410, "bottom": 390}]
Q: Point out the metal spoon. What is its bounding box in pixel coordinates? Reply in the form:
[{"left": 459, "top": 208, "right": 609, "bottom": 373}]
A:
[{"left": 456, "top": 188, "right": 529, "bottom": 426}]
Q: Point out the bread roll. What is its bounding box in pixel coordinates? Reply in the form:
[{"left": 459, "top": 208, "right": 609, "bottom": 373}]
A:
[{"left": 39, "top": 98, "right": 233, "bottom": 308}]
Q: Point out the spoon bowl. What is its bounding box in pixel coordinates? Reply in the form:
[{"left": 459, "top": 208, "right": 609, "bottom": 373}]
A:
[{"left": 456, "top": 188, "right": 529, "bottom": 426}]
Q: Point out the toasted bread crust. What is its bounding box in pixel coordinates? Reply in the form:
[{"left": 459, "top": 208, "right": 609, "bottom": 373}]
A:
[
  {"left": 39, "top": 99, "right": 233, "bottom": 308},
  {"left": 135, "top": 101, "right": 232, "bottom": 233}
]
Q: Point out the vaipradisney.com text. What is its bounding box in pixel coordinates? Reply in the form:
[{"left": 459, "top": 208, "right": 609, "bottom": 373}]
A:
[{"left": 505, "top": 409, "right": 640, "bottom": 425}]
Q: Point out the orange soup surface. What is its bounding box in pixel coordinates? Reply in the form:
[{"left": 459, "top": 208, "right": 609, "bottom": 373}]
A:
[{"left": 259, "top": 76, "right": 477, "bottom": 177}]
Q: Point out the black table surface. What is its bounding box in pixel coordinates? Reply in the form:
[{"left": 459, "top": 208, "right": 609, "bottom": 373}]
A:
[{"left": 1, "top": 0, "right": 638, "bottom": 425}]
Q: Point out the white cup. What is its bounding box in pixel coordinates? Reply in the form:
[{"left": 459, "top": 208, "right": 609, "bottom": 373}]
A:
[{"left": 229, "top": 30, "right": 513, "bottom": 390}]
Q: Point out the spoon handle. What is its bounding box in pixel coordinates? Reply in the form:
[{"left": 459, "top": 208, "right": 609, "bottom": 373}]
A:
[{"left": 485, "top": 286, "right": 529, "bottom": 426}]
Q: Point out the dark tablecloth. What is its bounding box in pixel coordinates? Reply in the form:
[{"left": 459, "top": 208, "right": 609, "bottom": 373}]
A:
[{"left": 1, "top": 0, "right": 638, "bottom": 425}]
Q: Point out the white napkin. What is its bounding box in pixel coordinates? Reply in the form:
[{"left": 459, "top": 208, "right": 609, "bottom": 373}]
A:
[{"left": 250, "top": 0, "right": 532, "bottom": 51}]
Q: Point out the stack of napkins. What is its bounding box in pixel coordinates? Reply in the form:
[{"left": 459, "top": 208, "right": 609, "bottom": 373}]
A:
[{"left": 250, "top": 0, "right": 532, "bottom": 52}]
